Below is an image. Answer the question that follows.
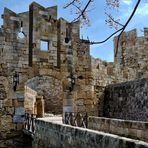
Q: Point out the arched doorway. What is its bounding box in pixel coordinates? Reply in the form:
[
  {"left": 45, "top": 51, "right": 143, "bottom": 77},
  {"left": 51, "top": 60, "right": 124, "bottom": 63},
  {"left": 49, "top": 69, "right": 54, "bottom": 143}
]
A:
[{"left": 25, "top": 76, "right": 63, "bottom": 114}]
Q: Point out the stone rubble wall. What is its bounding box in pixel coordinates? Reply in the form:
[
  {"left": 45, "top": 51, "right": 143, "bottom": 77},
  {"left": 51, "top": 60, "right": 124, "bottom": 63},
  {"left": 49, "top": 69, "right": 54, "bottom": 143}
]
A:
[
  {"left": 102, "top": 78, "right": 148, "bottom": 121},
  {"left": 92, "top": 29, "right": 148, "bottom": 116},
  {"left": 91, "top": 58, "right": 116, "bottom": 114},
  {"left": 114, "top": 28, "right": 148, "bottom": 80},
  {"left": 74, "top": 41, "right": 94, "bottom": 112},
  {"left": 88, "top": 116, "right": 148, "bottom": 142},
  {"left": 33, "top": 118, "right": 148, "bottom": 148}
]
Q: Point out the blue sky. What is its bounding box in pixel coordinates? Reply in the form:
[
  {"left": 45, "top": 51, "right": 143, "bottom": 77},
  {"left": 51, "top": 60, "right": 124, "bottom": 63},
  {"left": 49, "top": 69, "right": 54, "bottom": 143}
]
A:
[{"left": 0, "top": 0, "right": 147, "bottom": 61}]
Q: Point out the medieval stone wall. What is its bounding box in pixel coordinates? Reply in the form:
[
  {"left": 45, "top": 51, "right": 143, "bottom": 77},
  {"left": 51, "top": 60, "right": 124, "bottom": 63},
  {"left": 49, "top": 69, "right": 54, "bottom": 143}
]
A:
[
  {"left": 33, "top": 118, "right": 148, "bottom": 148},
  {"left": 0, "top": 2, "right": 95, "bottom": 141},
  {"left": 88, "top": 116, "right": 148, "bottom": 142},
  {"left": 74, "top": 41, "right": 94, "bottom": 112},
  {"left": 24, "top": 86, "right": 37, "bottom": 114},
  {"left": 93, "top": 28, "right": 148, "bottom": 115},
  {"left": 102, "top": 78, "right": 148, "bottom": 121},
  {"left": 114, "top": 28, "right": 148, "bottom": 80},
  {"left": 91, "top": 58, "right": 116, "bottom": 114},
  {"left": 0, "top": 1, "right": 148, "bottom": 144}
]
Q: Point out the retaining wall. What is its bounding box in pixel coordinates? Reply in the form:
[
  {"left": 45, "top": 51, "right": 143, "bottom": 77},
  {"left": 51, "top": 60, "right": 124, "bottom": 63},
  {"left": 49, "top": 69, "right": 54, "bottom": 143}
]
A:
[
  {"left": 33, "top": 118, "right": 148, "bottom": 148},
  {"left": 88, "top": 116, "right": 148, "bottom": 142},
  {"left": 103, "top": 78, "right": 148, "bottom": 121}
]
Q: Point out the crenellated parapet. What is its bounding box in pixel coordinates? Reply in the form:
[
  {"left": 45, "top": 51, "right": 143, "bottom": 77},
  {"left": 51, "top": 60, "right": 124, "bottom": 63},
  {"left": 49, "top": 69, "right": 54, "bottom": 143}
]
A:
[{"left": 113, "top": 28, "right": 148, "bottom": 79}]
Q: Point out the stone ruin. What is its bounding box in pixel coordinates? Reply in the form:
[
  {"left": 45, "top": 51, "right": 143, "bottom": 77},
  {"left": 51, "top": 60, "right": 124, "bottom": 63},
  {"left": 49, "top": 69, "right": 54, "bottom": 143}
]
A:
[
  {"left": 0, "top": 2, "right": 93, "bottom": 141},
  {"left": 0, "top": 2, "right": 147, "bottom": 146}
]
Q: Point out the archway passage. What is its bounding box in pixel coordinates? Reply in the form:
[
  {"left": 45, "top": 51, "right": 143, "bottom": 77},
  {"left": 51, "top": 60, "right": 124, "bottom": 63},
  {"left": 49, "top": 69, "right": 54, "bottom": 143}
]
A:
[
  {"left": 36, "top": 96, "right": 44, "bottom": 117},
  {"left": 25, "top": 76, "right": 63, "bottom": 114}
]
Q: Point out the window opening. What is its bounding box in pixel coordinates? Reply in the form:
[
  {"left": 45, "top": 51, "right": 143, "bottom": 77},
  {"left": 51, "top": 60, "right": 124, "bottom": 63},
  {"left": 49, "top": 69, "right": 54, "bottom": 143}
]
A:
[
  {"left": 65, "top": 37, "right": 70, "bottom": 43},
  {"left": 65, "top": 27, "right": 71, "bottom": 43},
  {"left": 18, "top": 32, "right": 25, "bottom": 39},
  {"left": 17, "top": 21, "right": 25, "bottom": 39},
  {"left": 78, "top": 76, "right": 83, "bottom": 79},
  {"left": 40, "top": 40, "right": 49, "bottom": 51}
]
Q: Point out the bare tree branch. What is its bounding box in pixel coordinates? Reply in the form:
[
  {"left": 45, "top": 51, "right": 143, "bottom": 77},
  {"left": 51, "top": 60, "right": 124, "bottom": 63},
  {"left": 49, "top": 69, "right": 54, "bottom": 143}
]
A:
[
  {"left": 81, "top": 0, "right": 141, "bottom": 50},
  {"left": 64, "top": 0, "right": 141, "bottom": 54},
  {"left": 72, "top": 0, "right": 93, "bottom": 23},
  {"left": 72, "top": 3, "right": 81, "bottom": 12},
  {"left": 105, "top": 12, "right": 124, "bottom": 27},
  {"left": 64, "top": 0, "right": 77, "bottom": 9},
  {"left": 81, "top": 28, "right": 123, "bottom": 44}
]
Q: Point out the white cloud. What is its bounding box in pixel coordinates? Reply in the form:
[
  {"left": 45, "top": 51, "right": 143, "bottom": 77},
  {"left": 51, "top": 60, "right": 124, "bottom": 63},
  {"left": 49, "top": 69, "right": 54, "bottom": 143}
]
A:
[
  {"left": 120, "top": 1, "right": 148, "bottom": 20},
  {"left": 136, "top": 4, "right": 148, "bottom": 16},
  {"left": 122, "top": 0, "right": 132, "bottom": 5}
]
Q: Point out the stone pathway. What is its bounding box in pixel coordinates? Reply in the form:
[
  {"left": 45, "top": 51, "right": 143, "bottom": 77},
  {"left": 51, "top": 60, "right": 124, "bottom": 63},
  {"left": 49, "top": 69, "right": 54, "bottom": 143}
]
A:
[{"left": 38, "top": 116, "right": 63, "bottom": 124}]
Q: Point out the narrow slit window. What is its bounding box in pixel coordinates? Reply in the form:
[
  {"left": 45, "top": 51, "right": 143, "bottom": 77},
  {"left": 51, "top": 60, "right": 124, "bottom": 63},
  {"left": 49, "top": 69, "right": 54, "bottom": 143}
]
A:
[{"left": 40, "top": 40, "right": 49, "bottom": 51}]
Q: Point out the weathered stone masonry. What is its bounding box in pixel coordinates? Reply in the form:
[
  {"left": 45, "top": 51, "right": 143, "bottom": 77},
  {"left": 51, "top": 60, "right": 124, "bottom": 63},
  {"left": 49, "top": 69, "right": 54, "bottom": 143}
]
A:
[
  {"left": 92, "top": 29, "right": 148, "bottom": 119},
  {"left": 33, "top": 119, "right": 148, "bottom": 148},
  {"left": 88, "top": 116, "right": 148, "bottom": 142},
  {"left": 114, "top": 28, "right": 148, "bottom": 80},
  {"left": 25, "top": 76, "right": 63, "bottom": 114},
  {"left": 0, "top": 2, "right": 94, "bottom": 144},
  {"left": 102, "top": 78, "right": 148, "bottom": 121},
  {"left": 0, "top": 2, "right": 148, "bottom": 146}
]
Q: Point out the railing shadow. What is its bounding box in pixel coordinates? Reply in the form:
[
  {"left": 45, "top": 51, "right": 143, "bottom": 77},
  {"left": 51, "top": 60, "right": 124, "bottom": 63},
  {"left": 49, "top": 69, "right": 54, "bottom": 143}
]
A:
[{"left": 24, "top": 113, "right": 36, "bottom": 135}]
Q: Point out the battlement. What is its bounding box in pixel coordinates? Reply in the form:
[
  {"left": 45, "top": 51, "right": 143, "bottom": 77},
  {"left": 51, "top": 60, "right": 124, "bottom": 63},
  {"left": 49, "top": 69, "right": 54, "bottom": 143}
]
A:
[
  {"left": 114, "top": 28, "right": 148, "bottom": 74},
  {"left": 0, "top": 3, "right": 57, "bottom": 29},
  {"left": 114, "top": 28, "right": 148, "bottom": 49}
]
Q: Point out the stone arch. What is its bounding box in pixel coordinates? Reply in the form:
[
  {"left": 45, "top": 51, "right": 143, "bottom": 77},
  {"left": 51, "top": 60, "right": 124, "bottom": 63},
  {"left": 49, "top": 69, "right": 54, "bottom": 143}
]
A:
[{"left": 25, "top": 75, "right": 63, "bottom": 114}]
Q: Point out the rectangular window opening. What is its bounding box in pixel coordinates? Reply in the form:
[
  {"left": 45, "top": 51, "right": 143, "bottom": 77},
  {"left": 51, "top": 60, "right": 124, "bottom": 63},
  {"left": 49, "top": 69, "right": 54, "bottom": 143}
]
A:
[{"left": 40, "top": 40, "right": 49, "bottom": 51}]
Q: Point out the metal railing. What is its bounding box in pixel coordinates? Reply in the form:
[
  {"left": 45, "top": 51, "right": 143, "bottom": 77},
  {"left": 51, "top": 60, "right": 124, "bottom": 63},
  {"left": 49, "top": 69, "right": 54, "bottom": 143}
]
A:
[
  {"left": 24, "top": 113, "right": 36, "bottom": 134},
  {"left": 64, "top": 112, "right": 88, "bottom": 128}
]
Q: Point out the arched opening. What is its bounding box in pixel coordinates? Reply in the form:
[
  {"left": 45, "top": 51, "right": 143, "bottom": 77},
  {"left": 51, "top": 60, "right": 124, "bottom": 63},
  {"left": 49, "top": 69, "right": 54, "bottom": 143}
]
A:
[{"left": 24, "top": 76, "right": 63, "bottom": 115}]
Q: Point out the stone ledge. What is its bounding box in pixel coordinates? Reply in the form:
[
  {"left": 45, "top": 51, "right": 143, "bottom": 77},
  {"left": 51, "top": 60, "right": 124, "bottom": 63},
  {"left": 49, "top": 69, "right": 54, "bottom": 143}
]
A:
[
  {"left": 88, "top": 116, "right": 148, "bottom": 142},
  {"left": 33, "top": 118, "right": 148, "bottom": 148}
]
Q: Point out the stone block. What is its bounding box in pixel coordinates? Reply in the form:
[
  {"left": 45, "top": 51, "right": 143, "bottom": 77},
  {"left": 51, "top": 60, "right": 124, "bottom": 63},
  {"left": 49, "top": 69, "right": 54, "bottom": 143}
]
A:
[
  {"left": 63, "top": 99, "right": 73, "bottom": 106},
  {"left": 16, "top": 101, "right": 24, "bottom": 107},
  {"left": 84, "top": 100, "right": 93, "bottom": 105},
  {"left": 12, "top": 99, "right": 18, "bottom": 107},
  {"left": 0, "top": 115, "right": 14, "bottom": 133},
  {"left": 76, "top": 99, "right": 84, "bottom": 106},
  {"left": 13, "top": 115, "right": 25, "bottom": 123},
  {"left": 4, "top": 99, "right": 12, "bottom": 107},
  {"left": 15, "top": 107, "right": 25, "bottom": 116},
  {"left": 16, "top": 93, "right": 24, "bottom": 101}
]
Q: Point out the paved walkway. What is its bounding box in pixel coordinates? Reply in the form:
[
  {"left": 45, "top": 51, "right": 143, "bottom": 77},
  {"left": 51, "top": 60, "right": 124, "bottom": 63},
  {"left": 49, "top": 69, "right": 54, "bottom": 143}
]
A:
[{"left": 37, "top": 116, "right": 63, "bottom": 124}]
